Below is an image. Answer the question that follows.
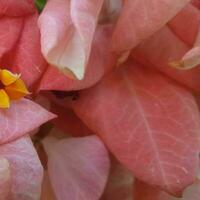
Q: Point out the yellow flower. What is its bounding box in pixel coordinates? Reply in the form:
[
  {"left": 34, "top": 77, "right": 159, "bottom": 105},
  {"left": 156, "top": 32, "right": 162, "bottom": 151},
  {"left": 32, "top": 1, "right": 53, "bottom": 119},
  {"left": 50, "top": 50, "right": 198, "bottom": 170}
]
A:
[{"left": 0, "top": 69, "right": 30, "bottom": 108}]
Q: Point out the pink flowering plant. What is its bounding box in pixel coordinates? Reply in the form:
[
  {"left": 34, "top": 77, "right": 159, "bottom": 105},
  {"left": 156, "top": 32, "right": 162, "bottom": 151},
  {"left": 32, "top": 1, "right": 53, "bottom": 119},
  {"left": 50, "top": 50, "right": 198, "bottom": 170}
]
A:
[{"left": 0, "top": 0, "right": 200, "bottom": 199}]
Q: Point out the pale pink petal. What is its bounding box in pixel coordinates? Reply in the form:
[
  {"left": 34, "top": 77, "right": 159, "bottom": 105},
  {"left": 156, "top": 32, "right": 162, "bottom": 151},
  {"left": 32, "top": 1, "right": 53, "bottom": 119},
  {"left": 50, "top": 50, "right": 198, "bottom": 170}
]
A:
[
  {"left": 43, "top": 136, "right": 110, "bottom": 200},
  {"left": 0, "top": 98, "right": 56, "bottom": 144},
  {"left": 39, "top": 0, "right": 104, "bottom": 79},
  {"left": 111, "top": 0, "right": 190, "bottom": 53},
  {"left": 73, "top": 62, "right": 200, "bottom": 195},
  {"left": 101, "top": 158, "right": 134, "bottom": 200},
  {"left": 0, "top": 158, "right": 11, "bottom": 200},
  {"left": 0, "top": 136, "right": 43, "bottom": 200},
  {"left": 38, "top": 25, "right": 116, "bottom": 91}
]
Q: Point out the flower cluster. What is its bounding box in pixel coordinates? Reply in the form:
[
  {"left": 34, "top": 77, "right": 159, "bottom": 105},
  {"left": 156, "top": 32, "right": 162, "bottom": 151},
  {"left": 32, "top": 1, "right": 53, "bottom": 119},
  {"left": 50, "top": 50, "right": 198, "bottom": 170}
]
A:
[{"left": 0, "top": 0, "right": 200, "bottom": 200}]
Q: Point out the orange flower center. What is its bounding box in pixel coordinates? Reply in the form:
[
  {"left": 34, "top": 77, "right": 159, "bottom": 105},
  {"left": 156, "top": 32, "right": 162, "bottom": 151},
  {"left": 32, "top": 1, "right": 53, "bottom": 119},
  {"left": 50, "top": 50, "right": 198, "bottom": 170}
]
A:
[{"left": 0, "top": 69, "right": 30, "bottom": 109}]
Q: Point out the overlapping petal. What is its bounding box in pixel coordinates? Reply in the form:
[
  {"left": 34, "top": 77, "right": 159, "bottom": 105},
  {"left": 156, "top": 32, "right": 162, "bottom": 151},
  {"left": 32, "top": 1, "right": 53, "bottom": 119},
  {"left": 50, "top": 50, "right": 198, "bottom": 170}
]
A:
[
  {"left": 43, "top": 136, "right": 110, "bottom": 200},
  {"left": 38, "top": 0, "right": 104, "bottom": 80},
  {"left": 0, "top": 98, "right": 56, "bottom": 144},
  {"left": 38, "top": 25, "right": 116, "bottom": 91},
  {"left": 111, "top": 0, "right": 190, "bottom": 53},
  {"left": 0, "top": 136, "right": 44, "bottom": 200},
  {"left": 73, "top": 62, "right": 200, "bottom": 195}
]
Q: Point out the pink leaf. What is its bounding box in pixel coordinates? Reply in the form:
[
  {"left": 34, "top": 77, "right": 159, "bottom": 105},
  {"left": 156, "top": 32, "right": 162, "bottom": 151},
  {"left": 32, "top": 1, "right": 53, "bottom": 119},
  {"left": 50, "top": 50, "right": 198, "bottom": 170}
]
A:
[
  {"left": 0, "top": 98, "right": 56, "bottom": 144},
  {"left": 0, "top": 136, "right": 43, "bottom": 200},
  {"left": 38, "top": 25, "right": 116, "bottom": 91},
  {"left": 73, "top": 62, "right": 200, "bottom": 195},
  {"left": 43, "top": 136, "right": 110, "bottom": 200},
  {"left": 111, "top": 0, "right": 190, "bottom": 53},
  {"left": 38, "top": 0, "right": 104, "bottom": 80}
]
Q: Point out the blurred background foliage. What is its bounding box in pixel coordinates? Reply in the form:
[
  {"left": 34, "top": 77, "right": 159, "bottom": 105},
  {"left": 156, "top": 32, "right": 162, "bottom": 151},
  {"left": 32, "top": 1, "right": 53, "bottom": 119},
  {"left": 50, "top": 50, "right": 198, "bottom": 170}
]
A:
[{"left": 35, "top": 0, "right": 46, "bottom": 12}]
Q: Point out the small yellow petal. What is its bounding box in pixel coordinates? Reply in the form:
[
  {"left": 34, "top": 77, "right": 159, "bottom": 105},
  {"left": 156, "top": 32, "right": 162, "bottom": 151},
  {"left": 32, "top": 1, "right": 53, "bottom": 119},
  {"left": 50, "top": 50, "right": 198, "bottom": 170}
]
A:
[
  {"left": 0, "top": 89, "right": 10, "bottom": 108},
  {"left": 0, "top": 69, "right": 19, "bottom": 86},
  {"left": 4, "top": 79, "right": 30, "bottom": 100}
]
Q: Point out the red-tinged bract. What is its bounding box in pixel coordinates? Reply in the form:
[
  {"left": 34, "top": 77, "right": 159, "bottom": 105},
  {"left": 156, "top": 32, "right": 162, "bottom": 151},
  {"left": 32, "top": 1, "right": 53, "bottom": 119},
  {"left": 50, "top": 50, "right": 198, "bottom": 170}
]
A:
[{"left": 72, "top": 62, "right": 200, "bottom": 195}]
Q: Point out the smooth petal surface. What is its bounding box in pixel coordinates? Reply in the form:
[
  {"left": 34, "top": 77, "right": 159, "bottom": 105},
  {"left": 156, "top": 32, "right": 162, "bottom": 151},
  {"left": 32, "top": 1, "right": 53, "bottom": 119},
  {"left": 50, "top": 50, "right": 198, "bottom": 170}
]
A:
[
  {"left": 73, "top": 62, "right": 200, "bottom": 195},
  {"left": 0, "top": 136, "right": 43, "bottom": 200},
  {"left": 39, "top": 0, "right": 104, "bottom": 79},
  {"left": 111, "top": 0, "right": 190, "bottom": 53},
  {"left": 101, "top": 158, "right": 134, "bottom": 200},
  {"left": 0, "top": 98, "right": 55, "bottom": 144},
  {"left": 132, "top": 26, "right": 200, "bottom": 91},
  {"left": 43, "top": 136, "right": 110, "bottom": 200},
  {"left": 38, "top": 25, "right": 116, "bottom": 91}
]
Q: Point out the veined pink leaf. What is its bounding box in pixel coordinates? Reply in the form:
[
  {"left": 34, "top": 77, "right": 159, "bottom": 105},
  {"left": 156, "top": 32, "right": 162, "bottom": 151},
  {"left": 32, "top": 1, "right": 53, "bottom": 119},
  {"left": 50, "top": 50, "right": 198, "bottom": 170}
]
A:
[
  {"left": 0, "top": 98, "right": 56, "bottom": 144},
  {"left": 38, "top": 25, "right": 116, "bottom": 91},
  {"left": 0, "top": 0, "right": 35, "bottom": 17},
  {"left": 132, "top": 26, "right": 200, "bottom": 91},
  {"left": 0, "top": 136, "right": 43, "bottom": 200},
  {"left": 43, "top": 136, "right": 110, "bottom": 200},
  {"left": 101, "top": 157, "right": 134, "bottom": 200},
  {"left": 38, "top": 0, "right": 104, "bottom": 80},
  {"left": 73, "top": 62, "right": 200, "bottom": 195},
  {"left": 0, "top": 158, "right": 11, "bottom": 200},
  {"left": 111, "top": 0, "right": 190, "bottom": 53}
]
